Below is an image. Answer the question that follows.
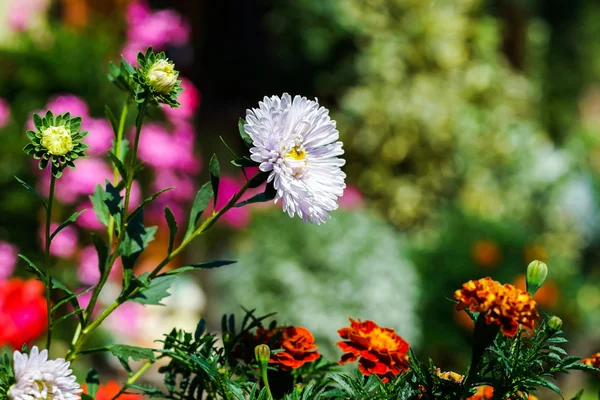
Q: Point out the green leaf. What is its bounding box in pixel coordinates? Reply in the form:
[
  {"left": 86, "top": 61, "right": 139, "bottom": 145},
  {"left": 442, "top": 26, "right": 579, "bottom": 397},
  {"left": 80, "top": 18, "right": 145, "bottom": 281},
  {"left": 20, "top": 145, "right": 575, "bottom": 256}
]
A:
[
  {"left": 231, "top": 156, "right": 257, "bottom": 168},
  {"left": 160, "top": 260, "right": 236, "bottom": 276},
  {"left": 219, "top": 135, "right": 239, "bottom": 159},
  {"left": 51, "top": 308, "right": 85, "bottom": 327},
  {"left": 14, "top": 176, "right": 47, "bottom": 211},
  {"left": 248, "top": 171, "right": 269, "bottom": 188},
  {"left": 209, "top": 154, "right": 220, "bottom": 209},
  {"left": 126, "top": 188, "right": 172, "bottom": 223},
  {"left": 18, "top": 254, "right": 45, "bottom": 280},
  {"left": 91, "top": 234, "right": 109, "bottom": 277},
  {"left": 106, "top": 344, "right": 157, "bottom": 362},
  {"left": 129, "top": 276, "right": 176, "bottom": 306},
  {"left": 164, "top": 207, "right": 178, "bottom": 255},
  {"left": 119, "top": 209, "right": 157, "bottom": 272},
  {"left": 51, "top": 286, "right": 94, "bottom": 313},
  {"left": 104, "top": 105, "right": 119, "bottom": 135},
  {"left": 90, "top": 184, "right": 110, "bottom": 227},
  {"left": 238, "top": 118, "right": 253, "bottom": 147},
  {"left": 51, "top": 277, "right": 84, "bottom": 322},
  {"left": 104, "top": 181, "right": 124, "bottom": 229},
  {"left": 185, "top": 182, "right": 213, "bottom": 240},
  {"left": 50, "top": 209, "right": 86, "bottom": 241},
  {"left": 234, "top": 184, "right": 276, "bottom": 208},
  {"left": 107, "top": 152, "right": 128, "bottom": 183},
  {"left": 570, "top": 390, "right": 584, "bottom": 400}
]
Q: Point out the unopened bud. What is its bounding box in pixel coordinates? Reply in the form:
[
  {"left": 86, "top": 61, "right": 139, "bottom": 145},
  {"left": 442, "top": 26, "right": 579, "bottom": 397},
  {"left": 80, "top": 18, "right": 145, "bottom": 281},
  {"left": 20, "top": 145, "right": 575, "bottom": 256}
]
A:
[
  {"left": 548, "top": 316, "right": 563, "bottom": 332},
  {"left": 526, "top": 260, "right": 548, "bottom": 295},
  {"left": 254, "top": 344, "right": 271, "bottom": 365},
  {"left": 147, "top": 59, "right": 178, "bottom": 94}
]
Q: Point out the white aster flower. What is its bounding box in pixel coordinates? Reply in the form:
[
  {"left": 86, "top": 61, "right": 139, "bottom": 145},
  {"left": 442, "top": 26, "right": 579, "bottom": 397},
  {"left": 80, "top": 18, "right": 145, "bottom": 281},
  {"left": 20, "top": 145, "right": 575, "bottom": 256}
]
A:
[
  {"left": 8, "top": 346, "right": 81, "bottom": 400},
  {"left": 245, "top": 93, "right": 346, "bottom": 224}
]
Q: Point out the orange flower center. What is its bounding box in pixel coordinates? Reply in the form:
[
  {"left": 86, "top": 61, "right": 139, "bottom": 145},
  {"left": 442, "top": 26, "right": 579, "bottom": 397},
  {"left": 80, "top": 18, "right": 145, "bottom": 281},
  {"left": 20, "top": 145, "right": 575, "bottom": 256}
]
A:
[{"left": 366, "top": 328, "right": 399, "bottom": 352}]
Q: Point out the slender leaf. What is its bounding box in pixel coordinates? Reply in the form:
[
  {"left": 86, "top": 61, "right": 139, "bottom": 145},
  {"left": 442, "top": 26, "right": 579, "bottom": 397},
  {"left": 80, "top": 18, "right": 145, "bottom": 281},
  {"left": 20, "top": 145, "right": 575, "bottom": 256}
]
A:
[
  {"left": 85, "top": 369, "right": 99, "bottom": 399},
  {"left": 160, "top": 260, "right": 236, "bottom": 276},
  {"left": 185, "top": 183, "right": 213, "bottom": 239},
  {"left": 126, "top": 188, "right": 172, "bottom": 223},
  {"left": 209, "top": 154, "right": 220, "bottom": 209},
  {"left": 50, "top": 209, "right": 86, "bottom": 241},
  {"left": 164, "top": 207, "right": 178, "bottom": 255},
  {"left": 14, "top": 176, "right": 47, "bottom": 211},
  {"left": 107, "top": 151, "right": 128, "bottom": 183}
]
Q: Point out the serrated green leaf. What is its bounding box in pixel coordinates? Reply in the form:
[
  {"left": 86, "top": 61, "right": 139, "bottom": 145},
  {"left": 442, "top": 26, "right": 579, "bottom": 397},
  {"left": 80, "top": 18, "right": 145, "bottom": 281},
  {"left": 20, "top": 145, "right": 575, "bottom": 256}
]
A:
[
  {"left": 120, "top": 209, "right": 157, "bottom": 272},
  {"left": 209, "top": 154, "right": 220, "bottom": 209},
  {"left": 106, "top": 344, "right": 157, "bottom": 362},
  {"left": 129, "top": 276, "right": 176, "bottom": 305},
  {"left": 185, "top": 182, "right": 213, "bottom": 240},
  {"left": 90, "top": 184, "right": 110, "bottom": 227},
  {"left": 160, "top": 260, "right": 236, "bottom": 276},
  {"left": 50, "top": 209, "right": 86, "bottom": 241},
  {"left": 164, "top": 207, "right": 177, "bottom": 255},
  {"left": 14, "top": 176, "right": 47, "bottom": 211}
]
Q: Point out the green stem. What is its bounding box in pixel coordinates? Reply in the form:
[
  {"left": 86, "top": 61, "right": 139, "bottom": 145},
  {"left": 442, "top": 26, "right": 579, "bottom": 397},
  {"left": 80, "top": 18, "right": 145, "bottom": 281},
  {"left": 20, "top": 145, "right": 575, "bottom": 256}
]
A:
[
  {"left": 260, "top": 365, "right": 273, "bottom": 400},
  {"left": 110, "top": 361, "right": 153, "bottom": 400},
  {"left": 67, "top": 172, "right": 258, "bottom": 361},
  {"left": 107, "top": 101, "right": 128, "bottom": 246},
  {"left": 44, "top": 173, "right": 56, "bottom": 351}
]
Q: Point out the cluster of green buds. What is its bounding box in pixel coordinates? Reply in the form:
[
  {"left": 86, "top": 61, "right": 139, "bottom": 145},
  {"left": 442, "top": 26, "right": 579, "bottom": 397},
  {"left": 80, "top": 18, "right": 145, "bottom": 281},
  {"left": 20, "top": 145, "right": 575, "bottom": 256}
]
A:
[
  {"left": 109, "top": 47, "right": 183, "bottom": 107},
  {"left": 23, "top": 111, "right": 88, "bottom": 178}
]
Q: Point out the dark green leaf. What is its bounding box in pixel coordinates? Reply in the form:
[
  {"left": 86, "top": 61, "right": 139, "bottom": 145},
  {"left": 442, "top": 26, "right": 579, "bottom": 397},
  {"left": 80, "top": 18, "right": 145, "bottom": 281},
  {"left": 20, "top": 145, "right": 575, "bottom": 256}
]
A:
[
  {"left": 50, "top": 209, "right": 86, "bottom": 241},
  {"left": 248, "top": 171, "right": 269, "bottom": 188},
  {"left": 238, "top": 118, "right": 253, "bottom": 147},
  {"left": 219, "top": 135, "right": 239, "bottom": 159},
  {"left": 160, "top": 260, "right": 236, "bottom": 276},
  {"left": 106, "top": 344, "right": 157, "bottom": 362},
  {"left": 119, "top": 209, "right": 157, "bottom": 271},
  {"left": 91, "top": 234, "right": 109, "bottom": 277},
  {"left": 104, "top": 105, "right": 119, "bottom": 135},
  {"left": 126, "top": 188, "right": 171, "bottom": 223},
  {"left": 107, "top": 152, "right": 128, "bottom": 183},
  {"left": 209, "top": 154, "right": 220, "bottom": 209},
  {"left": 14, "top": 176, "right": 47, "bottom": 211},
  {"left": 90, "top": 184, "right": 110, "bottom": 227},
  {"left": 185, "top": 182, "right": 213, "bottom": 240},
  {"left": 18, "top": 254, "right": 45, "bottom": 280},
  {"left": 164, "top": 207, "right": 178, "bottom": 255}
]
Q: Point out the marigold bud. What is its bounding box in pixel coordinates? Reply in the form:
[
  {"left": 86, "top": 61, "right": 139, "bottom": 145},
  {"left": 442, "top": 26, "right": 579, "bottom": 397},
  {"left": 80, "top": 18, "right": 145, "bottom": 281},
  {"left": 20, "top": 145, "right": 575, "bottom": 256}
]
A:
[
  {"left": 41, "top": 126, "right": 73, "bottom": 156},
  {"left": 548, "top": 316, "right": 563, "bottom": 332},
  {"left": 254, "top": 344, "right": 271, "bottom": 365},
  {"left": 147, "top": 59, "right": 178, "bottom": 94},
  {"left": 526, "top": 260, "right": 548, "bottom": 295}
]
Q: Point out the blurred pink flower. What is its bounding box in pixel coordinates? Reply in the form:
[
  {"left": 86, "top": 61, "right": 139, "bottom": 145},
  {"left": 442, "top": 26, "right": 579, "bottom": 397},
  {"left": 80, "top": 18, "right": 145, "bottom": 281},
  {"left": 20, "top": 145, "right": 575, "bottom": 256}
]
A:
[
  {"left": 152, "top": 170, "right": 196, "bottom": 201},
  {"left": 75, "top": 202, "right": 105, "bottom": 231},
  {"left": 49, "top": 158, "right": 113, "bottom": 204},
  {"left": 6, "top": 0, "right": 50, "bottom": 31},
  {"left": 0, "top": 241, "right": 18, "bottom": 281},
  {"left": 163, "top": 78, "right": 201, "bottom": 121},
  {"left": 104, "top": 301, "right": 143, "bottom": 337},
  {"left": 39, "top": 223, "right": 78, "bottom": 259},
  {"left": 0, "top": 99, "right": 10, "bottom": 128},
  {"left": 83, "top": 118, "right": 114, "bottom": 156},
  {"left": 45, "top": 94, "right": 89, "bottom": 118},
  {"left": 123, "top": 0, "right": 190, "bottom": 61},
  {"left": 339, "top": 185, "right": 364, "bottom": 209},
  {"left": 77, "top": 246, "right": 121, "bottom": 285},
  {"left": 135, "top": 123, "right": 201, "bottom": 173}
]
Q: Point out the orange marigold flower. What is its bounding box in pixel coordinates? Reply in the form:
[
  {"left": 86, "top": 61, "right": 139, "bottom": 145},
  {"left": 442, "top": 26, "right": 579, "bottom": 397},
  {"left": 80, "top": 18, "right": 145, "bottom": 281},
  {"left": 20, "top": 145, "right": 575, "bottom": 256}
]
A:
[
  {"left": 472, "top": 239, "right": 501, "bottom": 268},
  {"left": 467, "top": 386, "right": 537, "bottom": 400},
  {"left": 582, "top": 353, "right": 600, "bottom": 370},
  {"left": 454, "top": 277, "right": 539, "bottom": 337},
  {"left": 83, "top": 380, "right": 143, "bottom": 400},
  {"left": 337, "top": 318, "right": 410, "bottom": 383},
  {"left": 254, "top": 326, "right": 320, "bottom": 370}
]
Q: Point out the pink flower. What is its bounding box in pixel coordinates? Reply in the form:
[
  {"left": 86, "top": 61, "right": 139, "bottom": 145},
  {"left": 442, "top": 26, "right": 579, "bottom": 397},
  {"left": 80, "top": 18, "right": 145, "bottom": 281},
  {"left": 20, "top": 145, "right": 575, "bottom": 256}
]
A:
[
  {"left": 135, "top": 123, "right": 201, "bottom": 173},
  {"left": 0, "top": 241, "right": 18, "bottom": 281},
  {"left": 213, "top": 176, "right": 251, "bottom": 229},
  {"left": 39, "top": 223, "right": 78, "bottom": 259},
  {"left": 339, "top": 185, "right": 365, "bottom": 209},
  {"left": 104, "top": 301, "right": 143, "bottom": 337},
  {"left": 77, "top": 246, "right": 121, "bottom": 285},
  {"left": 6, "top": 0, "right": 50, "bottom": 31},
  {"left": 45, "top": 94, "right": 89, "bottom": 118},
  {"left": 122, "top": 0, "right": 190, "bottom": 61},
  {"left": 0, "top": 99, "right": 10, "bottom": 128},
  {"left": 83, "top": 118, "right": 114, "bottom": 156},
  {"left": 75, "top": 202, "right": 105, "bottom": 231},
  {"left": 50, "top": 158, "right": 113, "bottom": 204},
  {"left": 152, "top": 170, "right": 196, "bottom": 201},
  {"left": 163, "top": 78, "right": 201, "bottom": 121}
]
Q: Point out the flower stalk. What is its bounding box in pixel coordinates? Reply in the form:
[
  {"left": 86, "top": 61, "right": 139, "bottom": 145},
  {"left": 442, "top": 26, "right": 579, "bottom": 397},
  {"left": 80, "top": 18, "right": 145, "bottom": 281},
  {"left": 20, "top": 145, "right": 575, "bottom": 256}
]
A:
[{"left": 44, "top": 173, "right": 56, "bottom": 351}]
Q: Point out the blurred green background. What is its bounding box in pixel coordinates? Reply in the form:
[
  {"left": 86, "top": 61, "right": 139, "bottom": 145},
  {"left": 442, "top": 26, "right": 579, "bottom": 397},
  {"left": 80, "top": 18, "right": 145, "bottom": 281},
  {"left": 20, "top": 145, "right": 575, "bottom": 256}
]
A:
[{"left": 0, "top": 0, "right": 598, "bottom": 397}]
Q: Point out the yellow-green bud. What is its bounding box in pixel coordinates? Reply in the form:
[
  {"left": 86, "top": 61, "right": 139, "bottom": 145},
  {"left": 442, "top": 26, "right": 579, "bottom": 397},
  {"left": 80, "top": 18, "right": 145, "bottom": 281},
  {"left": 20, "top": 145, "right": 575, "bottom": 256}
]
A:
[
  {"left": 254, "top": 344, "right": 271, "bottom": 365},
  {"left": 147, "top": 59, "right": 178, "bottom": 94},
  {"left": 526, "top": 260, "right": 548, "bottom": 296},
  {"left": 548, "top": 316, "right": 563, "bottom": 332},
  {"left": 40, "top": 125, "right": 73, "bottom": 156}
]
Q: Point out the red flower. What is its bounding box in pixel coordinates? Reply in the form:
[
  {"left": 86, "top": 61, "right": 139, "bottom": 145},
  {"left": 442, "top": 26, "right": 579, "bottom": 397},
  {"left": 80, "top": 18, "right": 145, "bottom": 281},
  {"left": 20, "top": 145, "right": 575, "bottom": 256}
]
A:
[
  {"left": 582, "top": 353, "right": 600, "bottom": 372},
  {"left": 467, "top": 386, "right": 537, "bottom": 400},
  {"left": 337, "top": 318, "right": 410, "bottom": 383},
  {"left": 84, "top": 381, "right": 144, "bottom": 400},
  {"left": 454, "top": 277, "right": 539, "bottom": 337},
  {"left": 256, "top": 326, "right": 320, "bottom": 370},
  {"left": 0, "top": 278, "right": 47, "bottom": 349}
]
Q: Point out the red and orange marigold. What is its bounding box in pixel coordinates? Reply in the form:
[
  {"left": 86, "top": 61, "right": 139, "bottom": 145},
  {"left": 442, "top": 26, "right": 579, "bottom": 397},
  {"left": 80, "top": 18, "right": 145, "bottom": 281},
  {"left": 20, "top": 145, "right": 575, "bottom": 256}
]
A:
[
  {"left": 454, "top": 277, "right": 539, "bottom": 337},
  {"left": 467, "top": 386, "right": 537, "bottom": 400},
  {"left": 253, "top": 326, "right": 320, "bottom": 370},
  {"left": 582, "top": 353, "right": 600, "bottom": 370},
  {"left": 337, "top": 318, "right": 410, "bottom": 383}
]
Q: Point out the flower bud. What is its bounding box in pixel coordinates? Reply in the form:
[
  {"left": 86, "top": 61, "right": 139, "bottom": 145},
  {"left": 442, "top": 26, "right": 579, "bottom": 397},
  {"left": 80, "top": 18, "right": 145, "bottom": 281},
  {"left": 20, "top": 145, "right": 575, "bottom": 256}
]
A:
[
  {"left": 547, "top": 316, "right": 563, "bottom": 332},
  {"left": 526, "top": 260, "right": 548, "bottom": 296},
  {"left": 147, "top": 59, "right": 178, "bottom": 94},
  {"left": 41, "top": 126, "right": 73, "bottom": 156},
  {"left": 254, "top": 344, "right": 271, "bottom": 365}
]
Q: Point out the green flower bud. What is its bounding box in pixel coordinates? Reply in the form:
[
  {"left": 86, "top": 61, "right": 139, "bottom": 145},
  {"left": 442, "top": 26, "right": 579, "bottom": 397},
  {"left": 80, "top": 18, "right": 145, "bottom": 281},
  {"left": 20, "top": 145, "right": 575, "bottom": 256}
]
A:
[
  {"left": 526, "top": 260, "right": 548, "bottom": 296},
  {"left": 41, "top": 126, "right": 74, "bottom": 156},
  {"left": 254, "top": 344, "right": 271, "bottom": 365},
  {"left": 548, "top": 316, "right": 563, "bottom": 332},
  {"left": 147, "top": 59, "right": 178, "bottom": 94}
]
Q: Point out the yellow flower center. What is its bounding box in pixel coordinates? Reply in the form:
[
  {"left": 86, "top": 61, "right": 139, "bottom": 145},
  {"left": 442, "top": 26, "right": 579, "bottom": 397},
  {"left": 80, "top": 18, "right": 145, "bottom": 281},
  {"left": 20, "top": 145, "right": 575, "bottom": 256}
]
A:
[
  {"left": 367, "top": 328, "right": 399, "bottom": 352},
  {"left": 34, "top": 380, "right": 55, "bottom": 399},
  {"left": 285, "top": 146, "right": 306, "bottom": 161},
  {"left": 147, "top": 59, "right": 178, "bottom": 94},
  {"left": 40, "top": 126, "right": 73, "bottom": 156}
]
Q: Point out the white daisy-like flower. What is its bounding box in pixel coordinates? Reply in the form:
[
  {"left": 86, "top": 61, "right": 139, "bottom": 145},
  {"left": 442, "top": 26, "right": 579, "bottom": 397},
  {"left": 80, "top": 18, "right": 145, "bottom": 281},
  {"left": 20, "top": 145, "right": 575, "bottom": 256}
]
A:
[
  {"left": 245, "top": 93, "right": 346, "bottom": 224},
  {"left": 8, "top": 346, "right": 81, "bottom": 400}
]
